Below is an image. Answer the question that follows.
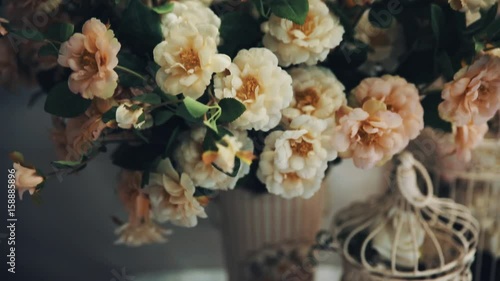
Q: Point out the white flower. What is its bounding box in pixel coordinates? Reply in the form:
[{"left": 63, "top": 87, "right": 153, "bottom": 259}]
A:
[
  {"left": 282, "top": 66, "right": 346, "bottom": 123},
  {"left": 261, "top": 0, "right": 344, "bottom": 67},
  {"left": 449, "top": 0, "right": 497, "bottom": 13},
  {"left": 257, "top": 115, "right": 337, "bottom": 199},
  {"left": 147, "top": 158, "right": 207, "bottom": 227},
  {"left": 161, "top": 1, "right": 221, "bottom": 38},
  {"left": 114, "top": 222, "right": 172, "bottom": 247},
  {"left": 115, "top": 103, "right": 152, "bottom": 130},
  {"left": 13, "top": 162, "right": 43, "bottom": 199},
  {"left": 174, "top": 127, "right": 253, "bottom": 190},
  {"left": 372, "top": 210, "right": 425, "bottom": 268},
  {"left": 214, "top": 48, "right": 293, "bottom": 131},
  {"left": 154, "top": 22, "right": 230, "bottom": 99}
]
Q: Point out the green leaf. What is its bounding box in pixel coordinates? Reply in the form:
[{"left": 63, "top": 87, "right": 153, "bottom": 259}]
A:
[
  {"left": 51, "top": 160, "right": 81, "bottom": 169},
  {"left": 436, "top": 51, "right": 455, "bottom": 81},
  {"left": 251, "top": 0, "right": 271, "bottom": 18},
  {"left": 269, "top": 0, "right": 309, "bottom": 25},
  {"left": 212, "top": 158, "right": 241, "bottom": 177},
  {"left": 218, "top": 98, "right": 246, "bottom": 123},
  {"left": 183, "top": 96, "right": 210, "bottom": 118},
  {"left": 38, "top": 44, "right": 59, "bottom": 57},
  {"left": 163, "top": 125, "right": 180, "bottom": 158},
  {"left": 132, "top": 93, "right": 161, "bottom": 105},
  {"left": 219, "top": 11, "right": 262, "bottom": 58},
  {"left": 114, "top": 0, "right": 163, "bottom": 55},
  {"left": 202, "top": 129, "right": 219, "bottom": 151},
  {"left": 133, "top": 129, "right": 149, "bottom": 143},
  {"left": 465, "top": 3, "right": 498, "bottom": 35},
  {"left": 45, "top": 23, "right": 74, "bottom": 42},
  {"left": 153, "top": 109, "right": 174, "bottom": 126},
  {"left": 117, "top": 52, "right": 148, "bottom": 87},
  {"left": 421, "top": 91, "right": 452, "bottom": 133},
  {"left": 204, "top": 119, "right": 219, "bottom": 134},
  {"left": 10, "top": 28, "right": 45, "bottom": 41},
  {"left": 151, "top": 2, "right": 174, "bottom": 14},
  {"left": 430, "top": 4, "right": 444, "bottom": 46},
  {"left": 102, "top": 106, "right": 118, "bottom": 123},
  {"left": 44, "top": 82, "right": 92, "bottom": 118},
  {"left": 479, "top": 17, "right": 500, "bottom": 41}
]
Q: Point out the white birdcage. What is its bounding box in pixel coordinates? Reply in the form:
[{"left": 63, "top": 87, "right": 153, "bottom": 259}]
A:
[
  {"left": 429, "top": 138, "right": 500, "bottom": 281},
  {"left": 332, "top": 152, "right": 480, "bottom": 281}
]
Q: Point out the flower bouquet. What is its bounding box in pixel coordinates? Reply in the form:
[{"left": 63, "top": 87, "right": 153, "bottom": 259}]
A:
[{"left": 3, "top": 0, "right": 500, "bottom": 278}]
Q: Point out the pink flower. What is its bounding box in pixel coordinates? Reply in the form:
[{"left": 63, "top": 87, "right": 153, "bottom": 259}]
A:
[
  {"left": 353, "top": 75, "right": 424, "bottom": 145},
  {"left": 333, "top": 99, "right": 405, "bottom": 169},
  {"left": 58, "top": 18, "right": 121, "bottom": 99},
  {"left": 439, "top": 55, "right": 500, "bottom": 126},
  {"left": 454, "top": 123, "right": 489, "bottom": 162}
]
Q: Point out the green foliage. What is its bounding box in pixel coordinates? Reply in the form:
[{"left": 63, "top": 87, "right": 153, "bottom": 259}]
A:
[
  {"left": 251, "top": 0, "right": 271, "bottom": 18},
  {"left": 151, "top": 2, "right": 174, "bottom": 14},
  {"left": 102, "top": 106, "right": 118, "bottom": 123},
  {"left": 182, "top": 97, "right": 210, "bottom": 118},
  {"left": 113, "top": 0, "right": 163, "bottom": 56},
  {"left": 132, "top": 93, "right": 162, "bottom": 105},
  {"left": 152, "top": 109, "right": 174, "bottom": 126},
  {"left": 51, "top": 160, "right": 82, "bottom": 169},
  {"left": 45, "top": 23, "right": 75, "bottom": 42},
  {"left": 117, "top": 52, "right": 148, "bottom": 87},
  {"left": 9, "top": 28, "right": 45, "bottom": 41},
  {"left": 44, "top": 82, "right": 92, "bottom": 118},
  {"left": 38, "top": 44, "right": 59, "bottom": 57},
  {"left": 219, "top": 11, "right": 262, "bottom": 58},
  {"left": 421, "top": 91, "right": 452, "bottom": 133},
  {"left": 218, "top": 98, "right": 246, "bottom": 123},
  {"left": 112, "top": 143, "right": 165, "bottom": 170},
  {"left": 269, "top": 0, "right": 309, "bottom": 25}
]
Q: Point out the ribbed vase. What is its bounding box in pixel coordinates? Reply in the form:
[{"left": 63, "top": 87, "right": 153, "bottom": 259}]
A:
[{"left": 219, "top": 186, "right": 326, "bottom": 281}]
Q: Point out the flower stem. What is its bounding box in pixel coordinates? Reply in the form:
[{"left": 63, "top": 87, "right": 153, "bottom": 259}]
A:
[{"left": 116, "top": 65, "right": 148, "bottom": 81}]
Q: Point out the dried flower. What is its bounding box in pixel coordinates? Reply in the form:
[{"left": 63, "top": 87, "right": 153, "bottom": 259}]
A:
[
  {"left": 454, "top": 123, "right": 489, "bottom": 162},
  {"left": 147, "top": 158, "right": 207, "bottom": 227},
  {"left": 13, "top": 162, "right": 43, "bottom": 199}
]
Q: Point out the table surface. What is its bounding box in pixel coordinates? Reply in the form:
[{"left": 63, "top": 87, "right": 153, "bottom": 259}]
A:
[{"left": 137, "top": 265, "right": 343, "bottom": 281}]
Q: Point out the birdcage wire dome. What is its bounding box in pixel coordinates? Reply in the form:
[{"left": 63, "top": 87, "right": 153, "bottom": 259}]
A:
[
  {"left": 429, "top": 137, "right": 500, "bottom": 281},
  {"left": 332, "top": 152, "right": 480, "bottom": 281}
]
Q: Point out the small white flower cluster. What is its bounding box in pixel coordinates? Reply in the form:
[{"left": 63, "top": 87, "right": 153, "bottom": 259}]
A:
[{"left": 257, "top": 66, "right": 345, "bottom": 198}]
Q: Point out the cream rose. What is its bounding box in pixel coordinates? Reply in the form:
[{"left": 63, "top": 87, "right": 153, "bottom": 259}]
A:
[
  {"left": 282, "top": 66, "right": 346, "bottom": 123},
  {"left": 214, "top": 48, "right": 293, "bottom": 131},
  {"left": 257, "top": 115, "right": 337, "bottom": 198},
  {"left": 439, "top": 54, "right": 500, "bottom": 126},
  {"left": 58, "top": 18, "right": 121, "bottom": 99},
  {"left": 13, "top": 162, "right": 44, "bottom": 199},
  {"left": 154, "top": 22, "right": 230, "bottom": 99},
  {"left": 115, "top": 103, "right": 152, "bottom": 130},
  {"left": 372, "top": 210, "right": 425, "bottom": 268},
  {"left": 261, "top": 0, "right": 344, "bottom": 67},
  {"left": 173, "top": 127, "right": 253, "bottom": 190},
  {"left": 161, "top": 0, "right": 220, "bottom": 38},
  {"left": 147, "top": 158, "right": 207, "bottom": 227}
]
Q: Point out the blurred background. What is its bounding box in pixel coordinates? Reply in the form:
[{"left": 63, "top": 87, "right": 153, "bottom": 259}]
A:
[{"left": 0, "top": 87, "right": 389, "bottom": 281}]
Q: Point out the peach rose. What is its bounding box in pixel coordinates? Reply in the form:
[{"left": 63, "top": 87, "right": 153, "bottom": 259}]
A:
[
  {"left": 333, "top": 99, "right": 405, "bottom": 169},
  {"left": 454, "top": 123, "right": 489, "bottom": 162},
  {"left": 353, "top": 75, "right": 424, "bottom": 146},
  {"left": 58, "top": 18, "right": 121, "bottom": 99},
  {"left": 439, "top": 55, "right": 500, "bottom": 126}
]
